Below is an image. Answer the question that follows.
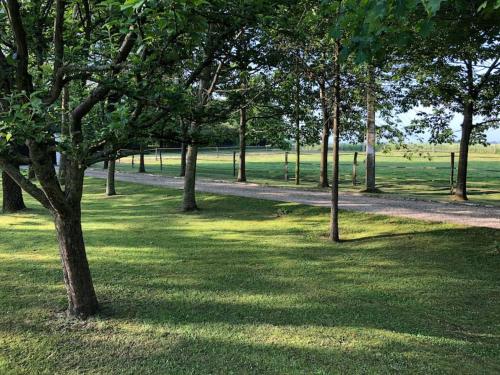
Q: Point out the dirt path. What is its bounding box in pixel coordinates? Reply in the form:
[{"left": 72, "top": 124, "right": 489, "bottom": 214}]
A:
[{"left": 87, "top": 168, "right": 500, "bottom": 229}]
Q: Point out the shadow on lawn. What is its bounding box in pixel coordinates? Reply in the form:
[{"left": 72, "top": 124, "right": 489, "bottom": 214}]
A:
[{"left": 1, "top": 181, "right": 499, "bottom": 372}]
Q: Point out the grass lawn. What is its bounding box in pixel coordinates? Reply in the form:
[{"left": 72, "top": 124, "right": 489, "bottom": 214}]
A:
[
  {"left": 109, "top": 150, "right": 500, "bottom": 206},
  {"left": 1, "top": 178, "right": 499, "bottom": 374}
]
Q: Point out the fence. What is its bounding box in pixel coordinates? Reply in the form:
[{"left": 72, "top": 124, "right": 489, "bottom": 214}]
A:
[{"left": 109, "top": 146, "right": 500, "bottom": 202}]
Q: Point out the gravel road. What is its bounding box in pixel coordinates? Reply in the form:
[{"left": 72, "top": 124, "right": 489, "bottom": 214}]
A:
[{"left": 86, "top": 168, "right": 500, "bottom": 229}]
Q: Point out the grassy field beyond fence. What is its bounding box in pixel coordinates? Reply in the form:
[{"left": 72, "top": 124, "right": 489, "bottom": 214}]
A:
[{"left": 106, "top": 147, "right": 500, "bottom": 206}]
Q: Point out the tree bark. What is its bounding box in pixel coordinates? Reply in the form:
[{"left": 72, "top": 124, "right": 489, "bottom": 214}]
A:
[
  {"left": 2, "top": 168, "right": 26, "bottom": 213},
  {"left": 180, "top": 142, "right": 187, "bottom": 177},
  {"left": 237, "top": 106, "right": 247, "bottom": 182},
  {"left": 295, "top": 64, "right": 300, "bottom": 185},
  {"left": 103, "top": 160, "right": 108, "bottom": 170},
  {"left": 54, "top": 210, "right": 99, "bottom": 318},
  {"left": 319, "top": 80, "right": 329, "bottom": 188},
  {"left": 365, "top": 66, "right": 376, "bottom": 192},
  {"left": 330, "top": 41, "right": 341, "bottom": 242},
  {"left": 138, "top": 144, "right": 146, "bottom": 173},
  {"left": 455, "top": 101, "right": 473, "bottom": 200},
  {"left": 58, "top": 86, "right": 69, "bottom": 185},
  {"left": 183, "top": 142, "right": 198, "bottom": 211},
  {"left": 106, "top": 157, "right": 116, "bottom": 196}
]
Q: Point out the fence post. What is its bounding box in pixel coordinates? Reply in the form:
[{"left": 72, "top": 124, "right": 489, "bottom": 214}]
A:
[
  {"left": 284, "top": 151, "right": 289, "bottom": 181},
  {"left": 233, "top": 151, "right": 236, "bottom": 177},
  {"left": 216, "top": 146, "right": 219, "bottom": 158},
  {"left": 159, "top": 150, "right": 163, "bottom": 171},
  {"left": 352, "top": 151, "right": 358, "bottom": 186},
  {"left": 450, "top": 152, "right": 455, "bottom": 195},
  {"left": 155, "top": 148, "right": 158, "bottom": 161},
  {"left": 132, "top": 155, "right": 134, "bottom": 168}
]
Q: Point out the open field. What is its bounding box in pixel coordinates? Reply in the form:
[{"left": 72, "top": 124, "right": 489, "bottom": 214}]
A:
[
  {"left": 1, "top": 178, "right": 499, "bottom": 374},
  {"left": 110, "top": 148, "right": 500, "bottom": 206}
]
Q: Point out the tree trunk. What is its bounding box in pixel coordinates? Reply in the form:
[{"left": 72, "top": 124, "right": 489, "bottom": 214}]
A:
[
  {"left": 138, "top": 145, "right": 146, "bottom": 173},
  {"left": 103, "top": 160, "right": 108, "bottom": 170},
  {"left": 58, "top": 86, "right": 69, "bottom": 185},
  {"left": 365, "top": 66, "right": 376, "bottom": 192},
  {"left": 295, "top": 64, "right": 300, "bottom": 185},
  {"left": 54, "top": 211, "right": 99, "bottom": 318},
  {"left": 455, "top": 102, "right": 473, "bottom": 200},
  {"left": 183, "top": 143, "right": 198, "bottom": 211},
  {"left": 2, "top": 169, "right": 26, "bottom": 213},
  {"left": 106, "top": 158, "right": 116, "bottom": 196},
  {"left": 330, "top": 41, "right": 341, "bottom": 242},
  {"left": 237, "top": 106, "right": 247, "bottom": 182},
  {"left": 319, "top": 80, "right": 329, "bottom": 188},
  {"left": 180, "top": 142, "right": 187, "bottom": 177}
]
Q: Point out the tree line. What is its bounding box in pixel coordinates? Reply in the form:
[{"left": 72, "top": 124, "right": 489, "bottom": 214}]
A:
[{"left": 0, "top": 0, "right": 498, "bottom": 318}]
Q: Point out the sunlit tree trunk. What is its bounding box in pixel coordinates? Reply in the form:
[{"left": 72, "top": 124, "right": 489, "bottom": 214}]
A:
[
  {"left": 237, "top": 105, "right": 247, "bottom": 182},
  {"left": 183, "top": 142, "right": 198, "bottom": 211},
  {"left": 330, "top": 41, "right": 341, "bottom": 242},
  {"left": 365, "top": 66, "right": 376, "bottom": 192},
  {"left": 138, "top": 144, "right": 146, "bottom": 173},
  {"left": 319, "top": 80, "right": 329, "bottom": 188}
]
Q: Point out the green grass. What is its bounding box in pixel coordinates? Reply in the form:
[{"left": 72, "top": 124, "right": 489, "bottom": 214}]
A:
[
  {"left": 1, "top": 178, "right": 499, "bottom": 374},
  {"left": 109, "top": 149, "right": 500, "bottom": 206}
]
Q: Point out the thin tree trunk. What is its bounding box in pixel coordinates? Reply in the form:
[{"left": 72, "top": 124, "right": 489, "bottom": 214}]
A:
[
  {"left": 183, "top": 142, "right": 198, "bottom": 211},
  {"left": 295, "top": 64, "right": 300, "bottom": 185},
  {"left": 59, "top": 86, "right": 69, "bottom": 185},
  {"left": 365, "top": 66, "right": 376, "bottom": 192},
  {"left": 319, "top": 80, "right": 329, "bottom": 188},
  {"left": 2, "top": 168, "right": 26, "bottom": 213},
  {"left": 106, "top": 157, "right": 116, "bottom": 196},
  {"left": 180, "top": 142, "right": 187, "bottom": 177},
  {"left": 138, "top": 145, "right": 145, "bottom": 173},
  {"left": 330, "top": 41, "right": 341, "bottom": 242},
  {"left": 103, "top": 160, "right": 108, "bottom": 170},
  {"left": 237, "top": 106, "right": 247, "bottom": 182},
  {"left": 54, "top": 210, "right": 99, "bottom": 318},
  {"left": 456, "top": 102, "right": 473, "bottom": 200}
]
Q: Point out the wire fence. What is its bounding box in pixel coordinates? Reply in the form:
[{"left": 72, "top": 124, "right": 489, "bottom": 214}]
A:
[{"left": 108, "top": 146, "right": 500, "bottom": 202}]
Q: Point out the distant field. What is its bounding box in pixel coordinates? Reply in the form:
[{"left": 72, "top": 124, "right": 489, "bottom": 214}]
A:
[{"left": 106, "top": 148, "right": 500, "bottom": 206}]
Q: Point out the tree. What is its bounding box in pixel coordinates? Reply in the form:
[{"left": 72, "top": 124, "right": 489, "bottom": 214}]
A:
[
  {"left": 398, "top": 1, "right": 499, "bottom": 200},
  {"left": 0, "top": 0, "right": 209, "bottom": 318}
]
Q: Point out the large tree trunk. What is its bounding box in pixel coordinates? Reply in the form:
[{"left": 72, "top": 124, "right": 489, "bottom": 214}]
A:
[
  {"left": 319, "top": 80, "right": 329, "bottom": 188},
  {"left": 365, "top": 67, "right": 376, "bottom": 192},
  {"left": 455, "top": 102, "right": 473, "bottom": 200},
  {"left": 237, "top": 106, "right": 247, "bottom": 182},
  {"left": 106, "top": 158, "right": 116, "bottom": 196},
  {"left": 2, "top": 169, "right": 26, "bottom": 213},
  {"left": 330, "top": 41, "right": 341, "bottom": 242},
  {"left": 138, "top": 144, "right": 146, "bottom": 173},
  {"left": 54, "top": 210, "right": 99, "bottom": 318},
  {"left": 180, "top": 142, "right": 187, "bottom": 177},
  {"left": 183, "top": 143, "right": 198, "bottom": 211}
]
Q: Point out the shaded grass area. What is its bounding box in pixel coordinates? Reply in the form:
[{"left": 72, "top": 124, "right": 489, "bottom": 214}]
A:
[
  {"left": 1, "top": 178, "right": 499, "bottom": 374},
  {"left": 110, "top": 150, "right": 500, "bottom": 205}
]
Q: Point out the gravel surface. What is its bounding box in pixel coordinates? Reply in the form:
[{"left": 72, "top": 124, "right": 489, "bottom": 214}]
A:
[{"left": 87, "top": 168, "right": 500, "bottom": 229}]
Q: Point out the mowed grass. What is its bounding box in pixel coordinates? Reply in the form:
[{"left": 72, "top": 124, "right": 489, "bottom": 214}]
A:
[
  {"left": 1, "top": 178, "right": 500, "bottom": 374},
  {"left": 110, "top": 150, "right": 500, "bottom": 205}
]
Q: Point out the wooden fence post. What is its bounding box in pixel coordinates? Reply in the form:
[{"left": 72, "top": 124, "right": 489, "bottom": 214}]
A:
[
  {"left": 352, "top": 151, "right": 358, "bottom": 186},
  {"left": 450, "top": 152, "right": 455, "bottom": 195},
  {"left": 284, "top": 151, "right": 289, "bottom": 181},
  {"left": 233, "top": 151, "right": 236, "bottom": 177}
]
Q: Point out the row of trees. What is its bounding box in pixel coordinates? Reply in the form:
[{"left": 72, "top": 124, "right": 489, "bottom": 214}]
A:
[{"left": 0, "top": 0, "right": 498, "bottom": 318}]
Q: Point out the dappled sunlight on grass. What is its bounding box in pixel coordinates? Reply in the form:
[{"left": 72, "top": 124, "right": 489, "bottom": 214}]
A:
[{"left": 0, "top": 178, "right": 499, "bottom": 373}]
